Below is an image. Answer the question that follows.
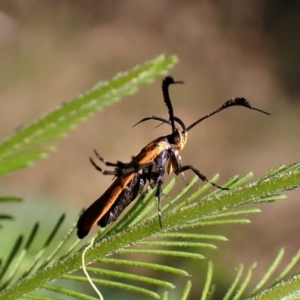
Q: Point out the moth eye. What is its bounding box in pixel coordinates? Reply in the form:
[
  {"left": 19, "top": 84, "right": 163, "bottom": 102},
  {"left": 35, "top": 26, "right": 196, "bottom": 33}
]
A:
[{"left": 173, "top": 135, "right": 179, "bottom": 144}]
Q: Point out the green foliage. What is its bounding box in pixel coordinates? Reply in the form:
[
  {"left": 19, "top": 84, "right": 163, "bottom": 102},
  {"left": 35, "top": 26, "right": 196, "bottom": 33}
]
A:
[
  {"left": 0, "top": 55, "right": 299, "bottom": 299},
  {"left": 0, "top": 54, "right": 177, "bottom": 178}
]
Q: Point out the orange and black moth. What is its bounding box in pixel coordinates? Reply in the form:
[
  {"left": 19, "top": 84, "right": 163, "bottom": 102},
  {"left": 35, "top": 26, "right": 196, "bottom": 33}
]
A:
[{"left": 76, "top": 76, "right": 270, "bottom": 239}]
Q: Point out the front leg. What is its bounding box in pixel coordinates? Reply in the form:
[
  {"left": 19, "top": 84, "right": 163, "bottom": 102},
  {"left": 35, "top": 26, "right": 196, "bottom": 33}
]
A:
[
  {"left": 175, "top": 165, "right": 229, "bottom": 190},
  {"left": 168, "top": 150, "right": 186, "bottom": 181},
  {"left": 154, "top": 165, "right": 165, "bottom": 229},
  {"left": 152, "top": 150, "right": 170, "bottom": 228}
]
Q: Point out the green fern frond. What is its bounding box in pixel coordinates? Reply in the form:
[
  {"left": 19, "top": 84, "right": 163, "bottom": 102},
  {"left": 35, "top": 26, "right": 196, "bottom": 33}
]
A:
[
  {"left": 249, "top": 249, "right": 285, "bottom": 297},
  {"left": 0, "top": 215, "right": 13, "bottom": 221},
  {"left": 157, "top": 232, "right": 228, "bottom": 241},
  {"left": 272, "top": 250, "right": 300, "bottom": 285},
  {"left": 180, "top": 280, "right": 192, "bottom": 300},
  {"left": 0, "top": 214, "right": 67, "bottom": 290},
  {"left": 201, "top": 261, "right": 214, "bottom": 300},
  {"left": 224, "top": 248, "right": 300, "bottom": 299},
  {"left": 0, "top": 236, "right": 23, "bottom": 284},
  {"left": 97, "top": 257, "right": 190, "bottom": 277},
  {"left": 0, "top": 55, "right": 178, "bottom": 178},
  {"left": 1, "top": 160, "right": 300, "bottom": 299},
  {"left": 249, "top": 274, "right": 300, "bottom": 300},
  {"left": 223, "top": 264, "right": 244, "bottom": 300},
  {"left": 0, "top": 197, "right": 22, "bottom": 203},
  {"left": 181, "top": 248, "right": 300, "bottom": 300},
  {"left": 0, "top": 58, "right": 300, "bottom": 299},
  {"left": 0, "top": 223, "right": 39, "bottom": 289},
  {"left": 247, "top": 249, "right": 300, "bottom": 299},
  {"left": 0, "top": 197, "right": 22, "bottom": 226}
]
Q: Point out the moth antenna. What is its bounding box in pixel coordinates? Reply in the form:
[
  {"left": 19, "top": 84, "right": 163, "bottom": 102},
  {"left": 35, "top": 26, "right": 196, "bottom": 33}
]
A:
[
  {"left": 133, "top": 115, "right": 187, "bottom": 137},
  {"left": 154, "top": 122, "right": 165, "bottom": 129},
  {"left": 162, "top": 77, "right": 183, "bottom": 133},
  {"left": 187, "top": 97, "right": 270, "bottom": 131},
  {"left": 132, "top": 115, "right": 170, "bottom": 128}
]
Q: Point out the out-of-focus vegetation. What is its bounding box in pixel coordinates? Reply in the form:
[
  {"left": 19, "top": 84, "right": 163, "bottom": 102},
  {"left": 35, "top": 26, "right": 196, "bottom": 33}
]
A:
[{"left": 0, "top": 1, "right": 299, "bottom": 299}]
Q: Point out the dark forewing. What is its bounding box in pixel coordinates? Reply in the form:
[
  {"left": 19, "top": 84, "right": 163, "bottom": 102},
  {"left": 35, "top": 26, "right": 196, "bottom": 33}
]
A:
[{"left": 77, "top": 174, "right": 134, "bottom": 239}]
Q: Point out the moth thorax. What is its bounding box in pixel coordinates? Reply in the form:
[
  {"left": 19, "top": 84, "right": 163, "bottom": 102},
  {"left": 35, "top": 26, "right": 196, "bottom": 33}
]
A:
[{"left": 174, "top": 130, "right": 187, "bottom": 150}]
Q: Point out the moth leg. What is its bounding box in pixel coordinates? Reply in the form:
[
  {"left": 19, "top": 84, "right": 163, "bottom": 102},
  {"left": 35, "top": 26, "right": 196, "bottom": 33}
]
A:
[
  {"left": 174, "top": 153, "right": 186, "bottom": 181},
  {"left": 120, "top": 161, "right": 154, "bottom": 176},
  {"left": 155, "top": 166, "right": 166, "bottom": 229},
  {"left": 175, "top": 165, "right": 229, "bottom": 190},
  {"left": 89, "top": 157, "right": 118, "bottom": 175},
  {"left": 93, "top": 149, "right": 127, "bottom": 168},
  {"left": 169, "top": 151, "right": 186, "bottom": 182}
]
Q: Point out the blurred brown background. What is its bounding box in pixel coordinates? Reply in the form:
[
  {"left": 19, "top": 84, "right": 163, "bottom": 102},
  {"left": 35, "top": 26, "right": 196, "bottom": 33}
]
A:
[{"left": 0, "top": 1, "right": 299, "bottom": 299}]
